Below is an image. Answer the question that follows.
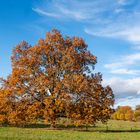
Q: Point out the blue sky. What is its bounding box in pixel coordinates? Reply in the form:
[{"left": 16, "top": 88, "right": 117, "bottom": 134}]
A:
[{"left": 0, "top": 0, "right": 140, "bottom": 108}]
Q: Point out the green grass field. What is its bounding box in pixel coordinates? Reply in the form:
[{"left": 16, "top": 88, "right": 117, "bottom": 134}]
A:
[{"left": 0, "top": 120, "right": 140, "bottom": 140}]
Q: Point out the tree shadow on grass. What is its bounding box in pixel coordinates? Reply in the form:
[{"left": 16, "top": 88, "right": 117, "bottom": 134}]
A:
[
  {"left": 76, "top": 129, "right": 140, "bottom": 133},
  {"left": 23, "top": 123, "right": 50, "bottom": 128},
  {"left": 25, "top": 124, "right": 140, "bottom": 133},
  {"left": 23, "top": 123, "right": 94, "bottom": 129}
]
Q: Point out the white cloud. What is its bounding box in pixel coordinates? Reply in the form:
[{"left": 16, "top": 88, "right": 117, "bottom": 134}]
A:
[
  {"left": 103, "top": 77, "right": 140, "bottom": 108},
  {"left": 85, "top": 26, "right": 140, "bottom": 45},
  {"left": 104, "top": 53, "right": 140, "bottom": 75},
  {"left": 106, "top": 53, "right": 140, "bottom": 68},
  {"left": 125, "top": 53, "right": 140, "bottom": 64},
  {"left": 103, "top": 77, "right": 140, "bottom": 97},
  {"left": 113, "top": 27, "right": 140, "bottom": 45}
]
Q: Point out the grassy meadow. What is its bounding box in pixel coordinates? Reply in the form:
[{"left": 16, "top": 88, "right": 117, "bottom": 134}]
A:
[{"left": 0, "top": 120, "right": 140, "bottom": 140}]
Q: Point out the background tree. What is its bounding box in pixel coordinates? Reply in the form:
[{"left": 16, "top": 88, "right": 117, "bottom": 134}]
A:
[
  {"left": 112, "top": 106, "right": 134, "bottom": 121},
  {"left": 134, "top": 105, "right": 140, "bottom": 121},
  {"left": 135, "top": 105, "right": 140, "bottom": 110},
  {"left": 0, "top": 29, "right": 114, "bottom": 127}
]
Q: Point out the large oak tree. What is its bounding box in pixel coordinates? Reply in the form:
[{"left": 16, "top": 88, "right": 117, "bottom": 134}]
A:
[{"left": 0, "top": 29, "right": 114, "bottom": 127}]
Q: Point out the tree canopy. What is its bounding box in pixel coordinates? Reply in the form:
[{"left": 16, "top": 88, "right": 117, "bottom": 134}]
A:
[
  {"left": 111, "top": 106, "right": 134, "bottom": 121},
  {"left": 0, "top": 29, "right": 114, "bottom": 127},
  {"left": 134, "top": 105, "right": 140, "bottom": 121}
]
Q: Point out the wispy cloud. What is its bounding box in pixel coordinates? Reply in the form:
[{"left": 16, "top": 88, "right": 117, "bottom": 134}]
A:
[
  {"left": 33, "top": 0, "right": 140, "bottom": 45},
  {"left": 85, "top": 23, "right": 140, "bottom": 45},
  {"left": 110, "top": 69, "right": 140, "bottom": 75},
  {"left": 105, "top": 53, "right": 140, "bottom": 68},
  {"left": 32, "top": 8, "right": 60, "bottom": 18},
  {"left": 104, "top": 53, "right": 140, "bottom": 75},
  {"left": 33, "top": 0, "right": 99, "bottom": 21}
]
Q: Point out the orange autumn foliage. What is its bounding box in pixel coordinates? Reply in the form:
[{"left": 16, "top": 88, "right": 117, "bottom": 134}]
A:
[{"left": 0, "top": 29, "right": 114, "bottom": 127}]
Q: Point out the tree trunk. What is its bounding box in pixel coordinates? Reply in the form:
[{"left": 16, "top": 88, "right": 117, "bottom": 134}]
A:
[{"left": 50, "top": 120, "right": 56, "bottom": 129}]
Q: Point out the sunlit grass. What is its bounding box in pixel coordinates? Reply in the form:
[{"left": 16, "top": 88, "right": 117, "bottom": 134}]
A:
[{"left": 0, "top": 120, "right": 140, "bottom": 140}]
